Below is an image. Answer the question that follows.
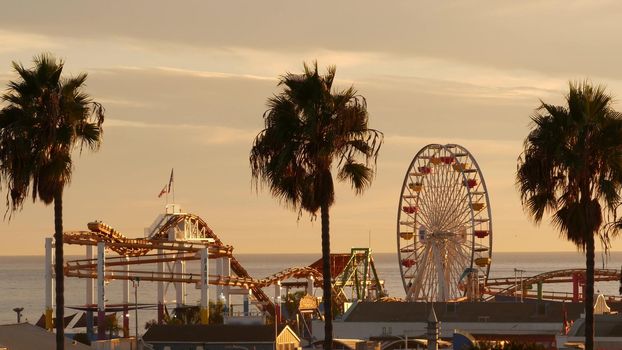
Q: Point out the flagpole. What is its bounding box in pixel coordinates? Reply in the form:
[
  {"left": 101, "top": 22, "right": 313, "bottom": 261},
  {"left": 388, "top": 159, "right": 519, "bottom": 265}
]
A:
[
  {"left": 158, "top": 168, "right": 174, "bottom": 212},
  {"left": 170, "top": 168, "right": 175, "bottom": 204}
]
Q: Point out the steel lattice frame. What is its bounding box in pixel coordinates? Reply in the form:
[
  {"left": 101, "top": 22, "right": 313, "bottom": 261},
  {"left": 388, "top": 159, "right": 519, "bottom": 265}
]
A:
[{"left": 396, "top": 144, "right": 492, "bottom": 301}]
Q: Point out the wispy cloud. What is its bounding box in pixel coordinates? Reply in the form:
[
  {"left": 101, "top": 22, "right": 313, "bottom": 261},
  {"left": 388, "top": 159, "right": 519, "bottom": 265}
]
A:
[
  {"left": 362, "top": 54, "right": 566, "bottom": 102},
  {"left": 154, "top": 66, "right": 276, "bottom": 82},
  {"left": 97, "top": 98, "right": 146, "bottom": 108},
  {"left": 198, "top": 125, "right": 259, "bottom": 145},
  {"left": 0, "top": 30, "right": 57, "bottom": 54},
  {"left": 385, "top": 134, "right": 522, "bottom": 157},
  {"left": 106, "top": 118, "right": 258, "bottom": 145}
]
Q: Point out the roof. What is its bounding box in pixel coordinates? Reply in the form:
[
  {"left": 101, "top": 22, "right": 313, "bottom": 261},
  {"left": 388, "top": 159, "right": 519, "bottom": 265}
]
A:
[
  {"left": 0, "top": 323, "right": 91, "bottom": 350},
  {"left": 594, "top": 294, "right": 611, "bottom": 314},
  {"left": 143, "top": 324, "right": 295, "bottom": 343},
  {"left": 569, "top": 314, "right": 622, "bottom": 337},
  {"left": 344, "top": 301, "right": 585, "bottom": 323},
  {"left": 309, "top": 254, "right": 352, "bottom": 279},
  {"left": 35, "top": 312, "right": 117, "bottom": 329},
  {"left": 311, "top": 338, "right": 368, "bottom": 350}
]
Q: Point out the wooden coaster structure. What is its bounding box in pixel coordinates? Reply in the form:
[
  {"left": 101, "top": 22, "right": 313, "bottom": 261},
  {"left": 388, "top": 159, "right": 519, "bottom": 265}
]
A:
[
  {"left": 482, "top": 268, "right": 622, "bottom": 302},
  {"left": 44, "top": 208, "right": 313, "bottom": 340},
  {"left": 44, "top": 206, "right": 386, "bottom": 340}
]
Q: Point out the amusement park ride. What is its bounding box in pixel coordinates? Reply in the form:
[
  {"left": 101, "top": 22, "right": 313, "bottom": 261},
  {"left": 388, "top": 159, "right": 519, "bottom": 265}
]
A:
[
  {"left": 397, "top": 144, "right": 493, "bottom": 302},
  {"left": 396, "top": 144, "right": 622, "bottom": 304},
  {"left": 43, "top": 205, "right": 386, "bottom": 339},
  {"left": 41, "top": 143, "right": 622, "bottom": 341}
]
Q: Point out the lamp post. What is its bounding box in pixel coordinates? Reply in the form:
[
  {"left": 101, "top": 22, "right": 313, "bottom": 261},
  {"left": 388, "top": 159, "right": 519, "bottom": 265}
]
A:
[
  {"left": 130, "top": 277, "right": 140, "bottom": 339},
  {"left": 12, "top": 307, "right": 24, "bottom": 323},
  {"left": 273, "top": 296, "right": 281, "bottom": 350},
  {"left": 514, "top": 269, "right": 525, "bottom": 302},
  {"left": 219, "top": 292, "right": 228, "bottom": 318}
]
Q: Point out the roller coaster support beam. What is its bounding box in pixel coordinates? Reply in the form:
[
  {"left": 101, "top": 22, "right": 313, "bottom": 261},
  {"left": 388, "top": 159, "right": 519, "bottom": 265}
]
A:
[
  {"left": 217, "top": 257, "right": 232, "bottom": 310},
  {"left": 307, "top": 276, "right": 314, "bottom": 296},
  {"left": 223, "top": 258, "right": 231, "bottom": 310},
  {"left": 572, "top": 272, "right": 584, "bottom": 302},
  {"left": 243, "top": 290, "right": 250, "bottom": 316},
  {"left": 86, "top": 245, "right": 94, "bottom": 338},
  {"left": 97, "top": 242, "right": 106, "bottom": 340},
  {"left": 122, "top": 257, "right": 130, "bottom": 337},
  {"left": 216, "top": 259, "right": 223, "bottom": 300},
  {"left": 175, "top": 250, "right": 186, "bottom": 307},
  {"left": 200, "top": 247, "right": 209, "bottom": 324},
  {"left": 45, "top": 238, "right": 53, "bottom": 331},
  {"left": 157, "top": 249, "right": 164, "bottom": 324},
  {"left": 274, "top": 281, "right": 282, "bottom": 323}
]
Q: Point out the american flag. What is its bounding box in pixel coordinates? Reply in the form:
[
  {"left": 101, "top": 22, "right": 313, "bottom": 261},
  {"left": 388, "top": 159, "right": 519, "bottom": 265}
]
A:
[{"left": 157, "top": 169, "right": 174, "bottom": 198}]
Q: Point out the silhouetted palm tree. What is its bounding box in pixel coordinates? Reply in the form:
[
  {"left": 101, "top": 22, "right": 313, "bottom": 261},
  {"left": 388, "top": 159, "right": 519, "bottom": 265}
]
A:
[
  {"left": 517, "top": 82, "right": 622, "bottom": 350},
  {"left": 0, "top": 54, "right": 104, "bottom": 349},
  {"left": 250, "top": 62, "right": 382, "bottom": 350}
]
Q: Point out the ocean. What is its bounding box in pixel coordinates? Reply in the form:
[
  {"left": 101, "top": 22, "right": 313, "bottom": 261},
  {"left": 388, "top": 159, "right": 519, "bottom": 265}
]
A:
[{"left": 1, "top": 252, "right": 621, "bottom": 333}]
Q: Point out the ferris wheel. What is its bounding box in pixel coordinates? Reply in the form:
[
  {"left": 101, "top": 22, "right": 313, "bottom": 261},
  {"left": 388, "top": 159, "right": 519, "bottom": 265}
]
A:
[{"left": 397, "top": 144, "right": 492, "bottom": 302}]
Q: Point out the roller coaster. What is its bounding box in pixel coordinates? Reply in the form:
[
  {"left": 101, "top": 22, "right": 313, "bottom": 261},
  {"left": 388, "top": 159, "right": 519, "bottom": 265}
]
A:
[
  {"left": 45, "top": 206, "right": 386, "bottom": 339},
  {"left": 483, "top": 269, "right": 622, "bottom": 302}
]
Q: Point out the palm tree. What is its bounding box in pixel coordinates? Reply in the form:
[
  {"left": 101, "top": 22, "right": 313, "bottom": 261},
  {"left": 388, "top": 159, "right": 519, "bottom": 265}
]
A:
[
  {"left": 516, "top": 81, "right": 622, "bottom": 350},
  {"left": 0, "top": 54, "right": 104, "bottom": 349},
  {"left": 250, "top": 62, "right": 382, "bottom": 350}
]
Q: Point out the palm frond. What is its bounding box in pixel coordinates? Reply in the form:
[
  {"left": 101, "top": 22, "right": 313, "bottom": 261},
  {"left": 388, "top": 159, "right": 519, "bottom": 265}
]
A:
[{"left": 337, "top": 160, "right": 372, "bottom": 194}]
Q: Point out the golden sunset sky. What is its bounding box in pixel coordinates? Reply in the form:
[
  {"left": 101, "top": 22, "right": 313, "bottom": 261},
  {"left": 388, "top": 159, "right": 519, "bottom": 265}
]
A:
[{"left": 1, "top": 1, "right": 622, "bottom": 255}]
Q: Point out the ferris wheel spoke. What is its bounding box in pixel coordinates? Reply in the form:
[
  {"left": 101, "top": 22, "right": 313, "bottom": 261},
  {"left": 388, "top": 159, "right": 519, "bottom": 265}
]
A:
[
  {"left": 450, "top": 241, "right": 472, "bottom": 273},
  {"left": 411, "top": 242, "right": 432, "bottom": 299},
  {"left": 436, "top": 181, "right": 469, "bottom": 231},
  {"left": 416, "top": 202, "right": 434, "bottom": 229},
  {"left": 435, "top": 164, "right": 462, "bottom": 224},
  {"left": 433, "top": 195, "right": 465, "bottom": 233},
  {"left": 421, "top": 160, "right": 446, "bottom": 228},
  {"left": 422, "top": 253, "right": 436, "bottom": 299},
  {"left": 442, "top": 199, "right": 474, "bottom": 233},
  {"left": 433, "top": 160, "right": 455, "bottom": 224},
  {"left": 418, "top": 183, "right": 437, "bottom": 228},
  {"left": 446, "top": 241, "right": 467, "bottom": 296},
  {"left": 424, "top": 183, "right": 442, "bottom": 231},
  {"left": 445, "top": 186, "right": 469, "bottom": 220}
]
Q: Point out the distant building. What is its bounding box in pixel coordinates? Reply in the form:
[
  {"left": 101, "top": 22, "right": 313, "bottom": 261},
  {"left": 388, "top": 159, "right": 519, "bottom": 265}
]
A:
[
  {"left": 556, "top": 296, "right": 622, "bottom": 350},
  {"left": 312, "top": 301, "right": 588, "bottom": 349},
  {"left": 556, "top": 313, "right": 622, "bottom": 350},
  {"left": 0, "top": 323, "right": 91, "bottom": 350},
  {"left": 142, "top": 324, "right": 301, "bottom": 350}
]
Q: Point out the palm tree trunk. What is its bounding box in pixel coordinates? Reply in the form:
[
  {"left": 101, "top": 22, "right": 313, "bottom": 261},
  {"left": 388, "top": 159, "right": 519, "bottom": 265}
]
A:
[
  {"left": 585, "top": 234, "right": 595, "bottom": 350},
  {"left": 321, "top": 202, "right": 333, "bottom": 350},
  {"left": 54, "top": 192, "right": 65, "bottom": 350}
]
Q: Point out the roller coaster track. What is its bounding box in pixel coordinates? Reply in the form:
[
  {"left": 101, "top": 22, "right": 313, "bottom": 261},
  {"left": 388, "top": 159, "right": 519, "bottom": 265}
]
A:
[
  {"left": 63, "top": 213, "right": 335, "bottom": 314},
  {"left": 483, "top": 268, "right": 621, "bottom": 301},
  {"left": 150, "top": 213, "right": 276, "bottom": 310},
  {"left": 65, "top": 260, "right": 324, "bottom": 288}
]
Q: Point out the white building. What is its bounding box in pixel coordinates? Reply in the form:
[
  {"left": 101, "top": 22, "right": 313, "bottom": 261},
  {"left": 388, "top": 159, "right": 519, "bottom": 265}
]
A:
[{"left": 312, "top": 301, "right": 587, "bottom": 349}]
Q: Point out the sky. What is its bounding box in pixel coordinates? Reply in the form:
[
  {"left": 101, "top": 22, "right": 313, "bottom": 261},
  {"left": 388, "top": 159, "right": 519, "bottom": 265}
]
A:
[{"left": 1, "top": 1, "right": 622, "bottom": 255}]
